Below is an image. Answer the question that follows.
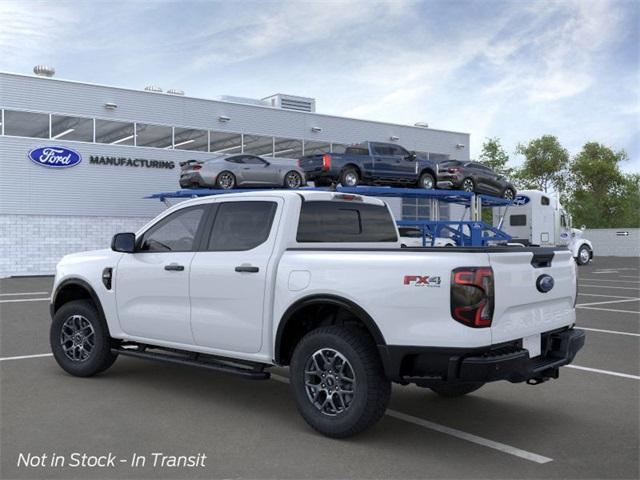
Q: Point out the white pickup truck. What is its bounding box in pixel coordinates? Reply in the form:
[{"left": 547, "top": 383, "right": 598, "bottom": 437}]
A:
[{"left": 50, "top": 190, "right": 585, "bottom": 438}]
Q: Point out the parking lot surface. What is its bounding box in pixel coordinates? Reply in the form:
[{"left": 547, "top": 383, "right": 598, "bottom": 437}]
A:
[{"left": 1, "top": 257, "right": 638, "bottom": 479}]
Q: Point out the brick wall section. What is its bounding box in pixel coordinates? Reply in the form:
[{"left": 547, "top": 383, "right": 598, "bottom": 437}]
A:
[{"left": 0, "top": 215, "right": 151, "bottom": 277}]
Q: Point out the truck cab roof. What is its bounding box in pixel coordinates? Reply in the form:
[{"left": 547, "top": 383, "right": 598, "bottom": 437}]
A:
[{"left": 169, "top": 190, "right": 388, "bottom": 210}]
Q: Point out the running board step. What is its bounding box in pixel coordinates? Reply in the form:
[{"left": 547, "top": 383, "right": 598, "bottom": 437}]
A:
[{"left": 111, "top": 347, "right": 270, "bottom": 380}]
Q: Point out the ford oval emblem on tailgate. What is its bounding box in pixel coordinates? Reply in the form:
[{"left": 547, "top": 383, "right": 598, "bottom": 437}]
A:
[
  {"left": 28, "top": 146, "right": 82, "bottom": 168},
  {"left": 536, "top": 274, "right": 554, "bottom": 293}
]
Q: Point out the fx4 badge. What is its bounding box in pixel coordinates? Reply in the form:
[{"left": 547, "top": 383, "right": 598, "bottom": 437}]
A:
[{"left": 403, "top": 275, "right": 441, "bottom": 287}]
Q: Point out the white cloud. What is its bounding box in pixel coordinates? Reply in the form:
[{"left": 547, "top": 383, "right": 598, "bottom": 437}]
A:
[
  {"left": 0, "top": 1, "right": 77, "bottom": 68},
  {"left": 189, "top": 0, "right": 410, "bottom": 70}
]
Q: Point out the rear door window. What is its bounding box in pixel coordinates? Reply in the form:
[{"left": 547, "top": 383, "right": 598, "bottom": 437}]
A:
[
  {"left": 297, "top": 201, "right": 397, "bottom": 242},
  {"left": 345, "top": 147, "right": 369, "bottom": 156},
  {"left": 207, "top": 201, "right": 277, "bottom": 251}
]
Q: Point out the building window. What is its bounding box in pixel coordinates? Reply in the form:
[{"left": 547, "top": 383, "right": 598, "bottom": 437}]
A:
[
  {"left": 304, "top": 140, "right": 331, "bottom": 156},
  {"left": 210, "top": 131, "right": 243, "bottom": 154},
  {"left": 402, "top": 198, "right": 430, "bottom": 221},
  {"left": 173, "top": 127, "right": 208, "bottom": 151},
  {"left": 95, "top": 119, "right": 135, "bottom": 145},
  {"left": 135, "top": 123, "right": 173, "bottom": 148},
  {"left": 3, "top": 110, "right": 49, "bottom": 138},
  {"left": 243, "top": 134, "right": 274, "bottom": 156},
  {"left": 51, "top": 114, "right": 93, "bottom": 142},
  {"left": 273, "top": 137, "right": 303, "bottom": 159}
]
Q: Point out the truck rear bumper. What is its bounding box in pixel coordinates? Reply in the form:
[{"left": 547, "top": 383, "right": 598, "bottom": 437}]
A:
[{"left": 378, "top": 327, "right": 585, "bottom": 385}]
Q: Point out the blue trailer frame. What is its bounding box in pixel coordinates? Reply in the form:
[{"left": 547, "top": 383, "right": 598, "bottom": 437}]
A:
[{"left": 147, "top": 186, "right": 513, "bottom": 247}]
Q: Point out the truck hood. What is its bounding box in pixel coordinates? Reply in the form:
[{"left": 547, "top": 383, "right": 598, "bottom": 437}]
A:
[
  {"left": 58, "top": 248, "right": 117, "bottom": 267},
  {"left": 571, "top": 228, "right": 585, "bottom": 239}
]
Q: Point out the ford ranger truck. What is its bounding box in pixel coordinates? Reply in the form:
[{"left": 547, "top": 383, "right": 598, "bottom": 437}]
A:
[
  {"left": 298, "top": 141, "right": 439, "bottom": 189},
  {"left": 50, "top": 190, "right": 585, "bottom": 438}
]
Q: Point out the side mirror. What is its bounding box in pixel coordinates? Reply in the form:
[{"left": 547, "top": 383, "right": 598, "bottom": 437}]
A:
[
  {"left": 111, "top": 232, "right": 136, "bottom": 253},
  {"left": 407, "top": 151, "right": 417, "bottom": 161}
]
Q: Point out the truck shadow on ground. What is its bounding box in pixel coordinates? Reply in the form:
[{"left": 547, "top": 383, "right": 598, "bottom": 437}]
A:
[{"left": 76, "top": 357, "right": 575, "bottom": 441}]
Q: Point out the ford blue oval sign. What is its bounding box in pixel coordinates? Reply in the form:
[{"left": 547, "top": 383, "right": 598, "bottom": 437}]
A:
[
  {"left": 28, "top": 146, "right": 82, "bottom": 168},
  {"left": 513, "top": 195, "right": 530, "bottom": 206}
]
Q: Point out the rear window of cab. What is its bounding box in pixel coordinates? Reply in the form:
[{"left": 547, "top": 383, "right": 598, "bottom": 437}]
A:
[{"left": 297, "top": 201, "right": 398, "bottom": 243}]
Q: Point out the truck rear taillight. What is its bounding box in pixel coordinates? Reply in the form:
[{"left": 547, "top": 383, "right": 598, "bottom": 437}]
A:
[
  {"left": 192, "top": 165, "right": 202, "bottom": 170},
  {"left": 322, "top": 154, "right": 332, "bottom": 171},
  {"left": 450, "top": 267, "right": 494, "bottom": 328}
]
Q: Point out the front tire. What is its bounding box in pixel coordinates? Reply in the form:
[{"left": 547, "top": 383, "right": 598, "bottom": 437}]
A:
[
  {"left": 429, "top": 382, "right": 484, "bottom": 397},
  {"left": 576, "top": 245, "right": 591, "bottom": 265},
  {"left": 216, "top": 171, "right": 236, "bottom": 189},
  {"left": 50, "top": 300, "right": 118, "bottom": 377},
  {"left": 418, "top": 172, "right": 435, "bottom": 190},
  {"left": 290, "top": 326, "right": 391, "bottom": 438}
]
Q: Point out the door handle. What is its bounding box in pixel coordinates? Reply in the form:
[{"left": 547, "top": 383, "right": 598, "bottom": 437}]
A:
[
  {"left": 235, "top": 265, "right": 259, "bottom": 273},
  {"left": 164, "top": 263, "right": 185, "bottom": 271}
]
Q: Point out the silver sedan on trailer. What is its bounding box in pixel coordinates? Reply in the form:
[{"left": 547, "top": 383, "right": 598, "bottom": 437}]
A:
[{"left": 179, "top": 154, "right": 306, "bottom": 190}]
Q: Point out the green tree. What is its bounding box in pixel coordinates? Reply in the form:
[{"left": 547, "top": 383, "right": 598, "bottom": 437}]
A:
[
  {"left": 479, "top": 137, "right": 513, "bottom": 176},
  {"left": 515, "top": 135, "right": 569, "bottom": 193},
  {"left": 565, "top": 142, "right": 638, "bottom": 228}
]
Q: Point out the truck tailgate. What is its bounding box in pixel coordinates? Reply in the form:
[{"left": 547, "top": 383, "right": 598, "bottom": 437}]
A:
[
  {"left": 298, "top": 154, "right": 326, "bottom": 172},
  {"left": 489, "top": 248, "right": 576, "bottom": 345}
]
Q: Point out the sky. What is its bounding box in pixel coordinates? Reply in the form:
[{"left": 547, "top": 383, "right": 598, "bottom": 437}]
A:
[{"left": 1, "top": 0, "right": 638, "bottom": 172}]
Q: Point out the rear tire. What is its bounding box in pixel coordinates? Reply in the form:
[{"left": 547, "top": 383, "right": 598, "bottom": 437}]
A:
[
  {"left": 50, "top": 300, "right": 118, "bottom": 377},
  {"left": 461, "top": 178, "right": 475, "bottom": 193},
  {"left": 429, "top": 382, "right": 484, "bottom": 397},
  {"left": 216, "top": 171, "right": 236, "bottom": 189},
  {"left": 290, "top": 326, "right": 391, "bottom": 438},
  {"left": 284, "top": 171, "right": 303, "bottom": 189},
  {"left": 340, "top": 168, "right": 360, "bottom": 187},
  {"left": 418, "top": 172, "right": 435, "bottom": 190},
  {"left": 503, "top": 188, "right": 516, "bottom": 201}
]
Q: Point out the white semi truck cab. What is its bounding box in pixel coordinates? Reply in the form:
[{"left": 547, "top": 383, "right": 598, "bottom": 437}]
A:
[{"left": 493, "top": 189, "right": 594, "bottom": 265}]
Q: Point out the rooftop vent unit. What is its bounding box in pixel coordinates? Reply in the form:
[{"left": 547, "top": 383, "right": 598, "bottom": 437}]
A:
[
  {"left": 167, "top": 89, "right": 184, "bottom": 96},
  {"left": 33, "top": 65, "right": 55, "bottom": 77},
  {"left": 262, "top": 94, "right": 316, "bottom": 113},
  {"left": 144, "top": 85, "right": 163, "bottom": 93}
]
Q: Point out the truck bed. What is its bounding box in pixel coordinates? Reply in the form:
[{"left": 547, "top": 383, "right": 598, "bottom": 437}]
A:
[{"left": 274, "top": 246, "right": 575, "bottom": 349}]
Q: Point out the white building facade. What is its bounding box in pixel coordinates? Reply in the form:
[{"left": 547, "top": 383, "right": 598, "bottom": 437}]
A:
[{"left": 0, "top": 72, "right": 470, "bottom": 277}]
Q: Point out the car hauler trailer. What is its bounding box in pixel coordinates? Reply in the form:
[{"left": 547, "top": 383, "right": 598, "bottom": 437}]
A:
[{"left": 492, "top": 190, "right": 594, "bottom": 265}]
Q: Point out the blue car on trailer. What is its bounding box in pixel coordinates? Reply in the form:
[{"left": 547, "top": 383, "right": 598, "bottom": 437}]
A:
[{"left": 298, "top": 141, "right": 439, "bottom": 190}]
